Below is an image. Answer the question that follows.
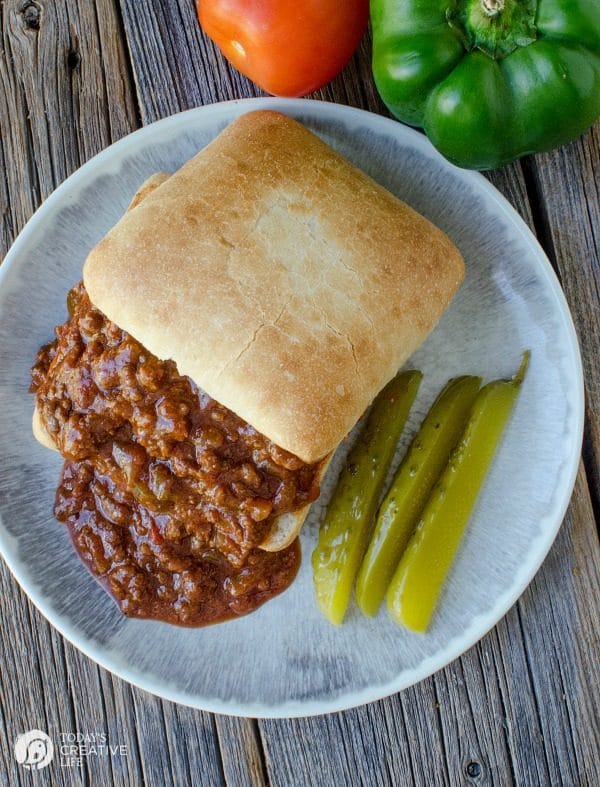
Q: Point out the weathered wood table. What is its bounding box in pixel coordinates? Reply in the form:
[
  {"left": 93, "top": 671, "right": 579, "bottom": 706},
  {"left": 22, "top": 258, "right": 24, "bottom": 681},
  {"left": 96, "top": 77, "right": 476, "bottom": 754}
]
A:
[{"left": 1, "top": 2, "right": 599, "bottom": 785}]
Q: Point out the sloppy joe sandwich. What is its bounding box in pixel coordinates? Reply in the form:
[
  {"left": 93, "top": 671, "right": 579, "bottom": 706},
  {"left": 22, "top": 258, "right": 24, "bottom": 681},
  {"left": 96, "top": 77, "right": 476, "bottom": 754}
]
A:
[{"left": 31, "top": 110, "right": 464, "bottom": 626}]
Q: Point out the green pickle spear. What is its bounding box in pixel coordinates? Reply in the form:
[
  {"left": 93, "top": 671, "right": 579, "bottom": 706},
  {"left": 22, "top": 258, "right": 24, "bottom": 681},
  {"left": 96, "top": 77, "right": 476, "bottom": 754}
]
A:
[
  {"left": 355, "top": 375, "right": 482, "bottom": 617},
  {"left": 312, "top": 371, "right": 422, "bottom": 625},
  {"left": 387, "top": 353, "right": 529, "bottom": 633}
]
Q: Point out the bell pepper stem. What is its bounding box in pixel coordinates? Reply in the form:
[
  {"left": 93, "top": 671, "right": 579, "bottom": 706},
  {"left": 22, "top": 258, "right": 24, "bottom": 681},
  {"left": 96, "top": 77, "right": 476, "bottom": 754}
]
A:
[{"left": 481, "top": 0, "right": 505, "bottom": 17}]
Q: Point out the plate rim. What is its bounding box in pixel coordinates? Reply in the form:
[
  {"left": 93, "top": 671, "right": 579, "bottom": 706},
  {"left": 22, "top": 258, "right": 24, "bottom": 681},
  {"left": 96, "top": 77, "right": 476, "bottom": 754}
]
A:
[{"left": 0, "top": 97, "right": 584, "bottom": 718}]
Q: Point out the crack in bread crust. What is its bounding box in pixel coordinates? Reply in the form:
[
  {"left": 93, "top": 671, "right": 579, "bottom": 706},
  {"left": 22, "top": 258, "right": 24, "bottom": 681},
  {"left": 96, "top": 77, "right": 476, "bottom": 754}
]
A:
[{"left": 83, "top": 111, "right": 465, "bottom": 463}]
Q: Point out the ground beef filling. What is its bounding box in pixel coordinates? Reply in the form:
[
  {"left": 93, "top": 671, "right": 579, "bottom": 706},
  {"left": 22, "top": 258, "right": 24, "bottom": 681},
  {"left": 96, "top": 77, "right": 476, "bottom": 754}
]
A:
[{"left": 31, "top": 284, "right": 320, "bottom": 626}]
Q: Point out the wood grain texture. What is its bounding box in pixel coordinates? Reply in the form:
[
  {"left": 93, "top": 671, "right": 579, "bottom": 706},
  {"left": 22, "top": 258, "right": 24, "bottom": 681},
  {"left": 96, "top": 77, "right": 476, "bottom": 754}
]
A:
[
  {"left": 214, "top": 717, "right": 268, "bottom": 787},
  {"left": 0, "top": 1, "right": 599, "bottom": 786}
]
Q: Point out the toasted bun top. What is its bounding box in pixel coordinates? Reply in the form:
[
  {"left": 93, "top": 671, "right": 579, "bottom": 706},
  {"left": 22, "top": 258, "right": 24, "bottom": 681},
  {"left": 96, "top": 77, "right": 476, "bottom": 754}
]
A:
[
  {"left": 84, "top": 111, "right": 464, "bottom": 463},
  {"left": 33, "top": 169, "right": 319, "bottom": 552}
]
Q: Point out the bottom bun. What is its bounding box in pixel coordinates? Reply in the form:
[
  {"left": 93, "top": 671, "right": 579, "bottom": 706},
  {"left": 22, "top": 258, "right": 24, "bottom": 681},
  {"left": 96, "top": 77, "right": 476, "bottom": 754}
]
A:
[
  {"left": 34, "top": 403, "right": 327, "bottom": 552},
  {"left": 32, "top": 407, "right": 57, "bottom": 452},
  {"left": 260, "top": 456, "right": 330, "bottom": 551}
]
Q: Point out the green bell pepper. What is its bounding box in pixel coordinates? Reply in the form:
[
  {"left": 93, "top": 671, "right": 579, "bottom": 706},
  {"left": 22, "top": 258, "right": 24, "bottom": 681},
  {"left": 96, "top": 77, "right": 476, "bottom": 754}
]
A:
[{"left": 371, "top": 0, "right": 600, "bottom": 169}]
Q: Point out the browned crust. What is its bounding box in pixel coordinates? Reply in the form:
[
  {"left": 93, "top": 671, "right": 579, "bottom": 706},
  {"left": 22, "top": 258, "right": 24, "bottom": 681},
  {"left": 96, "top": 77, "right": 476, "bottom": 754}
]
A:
[
  {"left": 127, "top": 171, "right": 170, "bottom": 210},
  {"left": 83, "top": 111, "right": 464, "bottom": 463}
]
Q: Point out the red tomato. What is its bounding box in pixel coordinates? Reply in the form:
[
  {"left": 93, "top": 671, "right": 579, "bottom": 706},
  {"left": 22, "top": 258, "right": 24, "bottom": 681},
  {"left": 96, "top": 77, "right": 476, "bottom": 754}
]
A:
[{"left": 197, "top": 0, "right": 369, "bottom": 97}]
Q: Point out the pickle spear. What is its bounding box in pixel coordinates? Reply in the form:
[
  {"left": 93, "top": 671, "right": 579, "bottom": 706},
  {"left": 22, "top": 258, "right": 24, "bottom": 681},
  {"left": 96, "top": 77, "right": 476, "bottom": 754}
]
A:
[
  {"left": 355, "top": 375, "right": 481, "bottom": 617},
  {"left": 387, "top": 353, "right": 529, "bottom": 633},
  {"left": 312, "top": 371, "right": 422, "bottom": 625}
]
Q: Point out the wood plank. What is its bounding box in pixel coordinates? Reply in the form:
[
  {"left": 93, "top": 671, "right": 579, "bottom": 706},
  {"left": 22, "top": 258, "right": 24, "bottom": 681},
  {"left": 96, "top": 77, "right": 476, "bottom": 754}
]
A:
[
  {"left": 98, "top": 672, "right": 147, "bottom": 784},
  {"left": 161, "top": 702, "right": 224, "bottom": 787},
  {"left": 0, "top": 589, "right": 84, "bottom": 787},
  {"left": 116, "top": 3, "right": 600, "bottom": 786},
  {"left": 65, "top": 655, "right": 146, "bottom": 785},
  {"left": 260, "top": 702, "right": 417, "bottom": 787},
  {"left": 120, "top": 0, "right": 261, "bottom": 120},
  {"left": 127, "top": 690, "right": 224, "bottom": 787},
  {"left": 214, "top": 717, "right": 268, "bottom": 787}
]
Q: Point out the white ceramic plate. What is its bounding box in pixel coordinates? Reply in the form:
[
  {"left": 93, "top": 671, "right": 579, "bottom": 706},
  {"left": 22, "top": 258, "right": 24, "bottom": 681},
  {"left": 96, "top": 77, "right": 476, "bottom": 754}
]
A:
[{"left": 0, "top": 98, "right": 583, "bottom": 717}]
